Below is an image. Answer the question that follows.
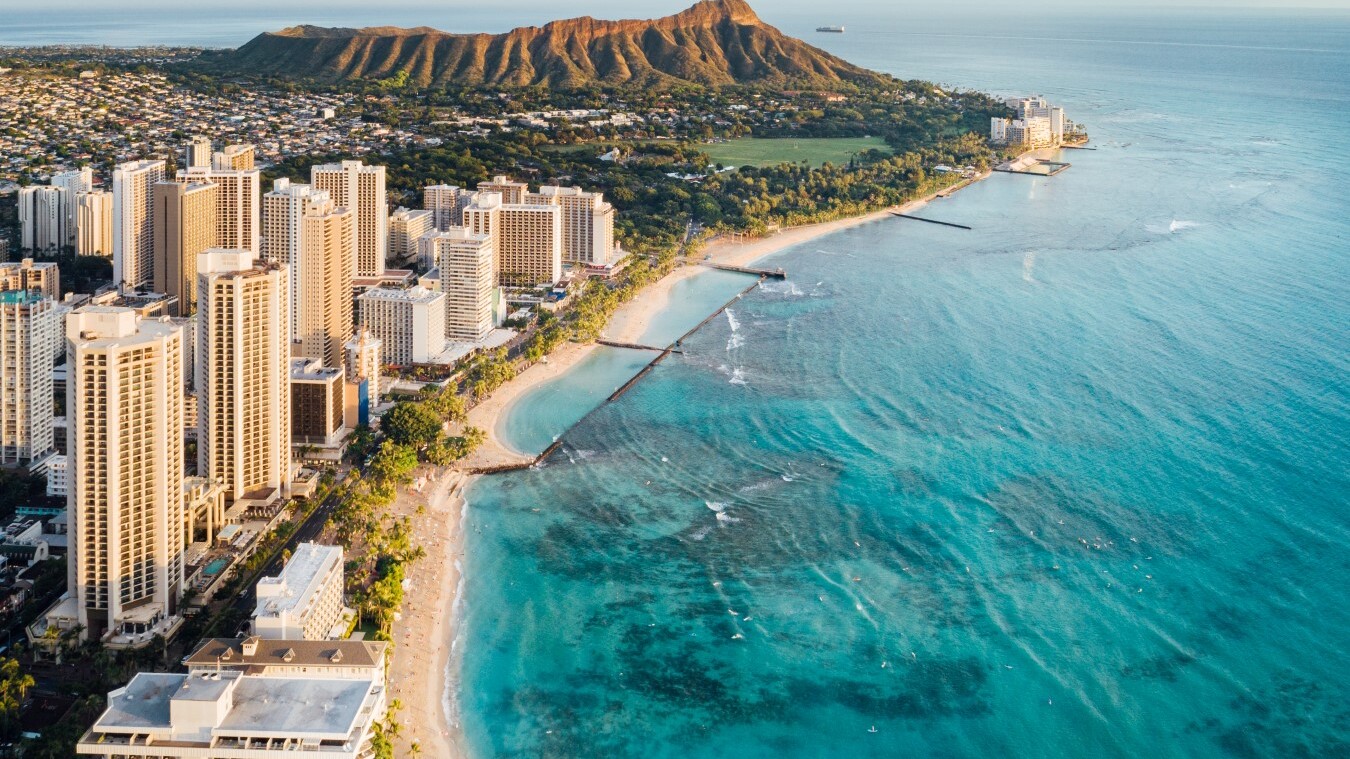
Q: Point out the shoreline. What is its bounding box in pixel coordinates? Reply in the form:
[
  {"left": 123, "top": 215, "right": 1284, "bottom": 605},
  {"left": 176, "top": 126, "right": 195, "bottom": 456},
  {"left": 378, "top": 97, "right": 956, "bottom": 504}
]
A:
[
  {"left": 389, "top": 469, "right": 470, "bottom": 759},
  {"left": 399, "top": 170, "right": 995, "bottom": 757}
]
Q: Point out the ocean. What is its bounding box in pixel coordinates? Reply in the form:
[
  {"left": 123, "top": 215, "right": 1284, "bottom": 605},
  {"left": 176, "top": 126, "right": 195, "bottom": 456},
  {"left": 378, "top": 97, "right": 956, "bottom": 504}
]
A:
[{"left": 457, "top": 9, "right": 1350, "bottom": 759}]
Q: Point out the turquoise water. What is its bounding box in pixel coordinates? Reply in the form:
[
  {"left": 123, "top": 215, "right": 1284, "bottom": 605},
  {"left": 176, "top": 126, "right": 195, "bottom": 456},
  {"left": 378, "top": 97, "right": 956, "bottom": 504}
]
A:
[
  {"left": 498, "top": 269, "right": 759, "bottom": 455},
  {"left": 460, "top": 11, "right": 1350, "bottom": 759},
  {"left": 204, "top": 558, "right": 229, "bottom": 576},
  {"left": 499, "top": 347, "right": 655, "bottom": 455}
]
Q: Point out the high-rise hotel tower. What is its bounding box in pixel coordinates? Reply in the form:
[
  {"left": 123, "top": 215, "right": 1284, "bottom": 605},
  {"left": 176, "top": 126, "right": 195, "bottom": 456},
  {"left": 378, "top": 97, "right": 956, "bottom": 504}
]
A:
[
  {"left": 66, "top": 307, "right": 186, "bottom": 643},
  {"left": 311, "top": 160, "right": 387, "bottom": 277},
  {"left": 196, "top": 250, "right": 291, "bottom": 507}
]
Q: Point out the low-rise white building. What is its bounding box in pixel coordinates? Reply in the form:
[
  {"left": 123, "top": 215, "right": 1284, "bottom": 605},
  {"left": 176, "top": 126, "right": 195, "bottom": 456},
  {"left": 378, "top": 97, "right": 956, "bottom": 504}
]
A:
[
  {"left": 253, "top": 542, "right": 345, "bottom": 641},
  {"left": 76, "top": 668, "right": 386, "bottom": 758},
  {"left": 45, "top": 454, "right": 68, "bottom": 497}
]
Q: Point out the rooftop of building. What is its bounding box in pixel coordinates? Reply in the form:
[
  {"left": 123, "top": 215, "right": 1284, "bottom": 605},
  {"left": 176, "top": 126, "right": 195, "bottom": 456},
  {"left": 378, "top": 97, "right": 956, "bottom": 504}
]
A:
[
  {"left": 184, "top": 637, "right": 388, "bottom": 670},
  {"left": 356, "top": 284, "right": 443, "bottom": 304},
  {"left": 89, "top": 670, "right": 377, "bottom": 740},
  {"left": 254, "top": 542, "right": 341, "bottom": 618},
  {"left": 290, "top": 358, "right": 344, "bottom": 382}
]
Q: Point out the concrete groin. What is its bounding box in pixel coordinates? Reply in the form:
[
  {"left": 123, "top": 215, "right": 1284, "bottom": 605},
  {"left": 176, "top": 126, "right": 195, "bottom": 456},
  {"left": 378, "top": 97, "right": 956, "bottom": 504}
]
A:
[{"left": 888, "top": 212, "right": 972, "bottom": 230}]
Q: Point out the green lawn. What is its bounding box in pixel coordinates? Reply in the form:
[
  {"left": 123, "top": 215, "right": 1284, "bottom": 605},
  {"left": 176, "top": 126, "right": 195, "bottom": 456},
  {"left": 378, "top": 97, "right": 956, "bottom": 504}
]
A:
[{"left": 701, "top": 137, "right": 892, "bottom": 168}]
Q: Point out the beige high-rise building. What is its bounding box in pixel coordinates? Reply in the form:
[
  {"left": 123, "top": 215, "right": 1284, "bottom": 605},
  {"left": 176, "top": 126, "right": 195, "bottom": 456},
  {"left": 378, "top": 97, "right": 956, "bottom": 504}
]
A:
[
  {"left": 296, "top": 204, "right": 355, "bottom": 367},
  {"left": 529, "top": 185, "right": 616, "bottom": 266},
  {"left": 0, "top": 258, "right": 61, "bottom": 300},
  {"left": 113, "top": 160, "right": 167, "bottom": 291},
  {"left": 311, "top": 160, "right": 387, "bottom": 277},
  {"left": 177, "top": 166, "right": 261, "bottom": 255},
  {"left": 197, "top": 250, "right": 290, "bottom": 508},
  {"left": 500, "top": 204, "right": 562, "bottom": 286},
  {"left": 262, "top": 179, "right": 332, "bottom": 335},
  {"left": 184, "top": 136, "right": 212, "bottom": 170},
  {"left": 463, "top": 191, "right": 502, "bottom": 268},
  {"left": 212, "top": 144, "right": 255, "bottom": 171},
  {"left": 76, "top": 190, "right": 113, "bottom": 257},
  {"left": 388, "top": 207, "right": 434, "bottom": 266},
  {"left": 433, "top": 227, "right": 496, "bottom": 342},
  {"left": 66, "top": 307, "right": 186, "bottom": 644},
  {"left": 0, "top": 291, "right": 59, "bottom": 466},
  {"left": 152, "top": 181, "right": 218, "bottom": 316},
  {"left": 478, "top": 175, "right": 528, "bottom": 205},
  {"left": 423, "top": 184, "right": 471, "bottom": 232}
]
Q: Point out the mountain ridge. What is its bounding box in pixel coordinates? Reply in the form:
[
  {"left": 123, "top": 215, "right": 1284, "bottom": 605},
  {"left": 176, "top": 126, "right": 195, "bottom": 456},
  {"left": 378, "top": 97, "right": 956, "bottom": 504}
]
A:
[{"left": 192, "top": 0, "right": 888, "bottom": 89}]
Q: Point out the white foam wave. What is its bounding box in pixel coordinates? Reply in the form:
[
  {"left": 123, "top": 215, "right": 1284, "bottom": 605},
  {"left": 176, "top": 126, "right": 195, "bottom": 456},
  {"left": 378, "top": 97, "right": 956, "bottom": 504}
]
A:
[
  {"left": 781, "top": 474, "right": 795, "bottom": 482},
  {"left": 1022, "top": 251, "right": 1038, "bottom": 283},
  {"left": 1147, "top": 219, "right": 1202, "bottom": 235},
  {"left": 729, "top": 367, "right": 748, "bottom": 386},
  {"left": 690, "top": 525, "right": 712, "bottom": 541},
  {"left": 705, "top": 501, "right": 728, "bottom": 513},
  {"left": 724, "top": 308, "right": 740, "bottom": 332},
  {"left": 726, "top": 332, "right": 745, "bottom": 351},
  {"left": 715, "top": 511, "right": 741, "bottom": 525}
]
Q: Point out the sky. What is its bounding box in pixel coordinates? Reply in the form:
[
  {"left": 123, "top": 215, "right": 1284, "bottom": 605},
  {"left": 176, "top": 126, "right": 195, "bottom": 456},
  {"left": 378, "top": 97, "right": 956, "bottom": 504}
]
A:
[{"left": 24, "top": 0, "right": 1350, "bottom": 12}]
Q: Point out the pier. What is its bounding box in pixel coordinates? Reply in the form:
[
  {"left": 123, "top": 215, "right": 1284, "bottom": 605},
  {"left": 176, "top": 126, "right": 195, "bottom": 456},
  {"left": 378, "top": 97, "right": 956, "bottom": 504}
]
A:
[
  {"left": 697, "top": 261, "right": 787, "bottom": 279},
  {"left": 596, "top": 339, "right": 680, "bottom": 353},
  {"left": 889, "top": 212, "right": 972, "bottom": 230}
]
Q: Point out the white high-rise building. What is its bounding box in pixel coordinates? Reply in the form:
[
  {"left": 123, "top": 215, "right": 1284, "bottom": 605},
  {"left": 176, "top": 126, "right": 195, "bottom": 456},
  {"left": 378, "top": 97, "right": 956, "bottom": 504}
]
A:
[
  {"left": 184, "top": 136, "right": 212, "bottom": 169},
  {"left": 432, "top": 227, "right": 496, "bottom": 342},
  {"left": 311, "top": 160, "right": 387, "bottom": 277},
  {"left": 0, "top": 291, "right": 59, "bottom": 466},
  {"left": 66, "top": 307, "right": 186, "bottom": 645},
  {"left": 529, "top": 185, "right": 616, "bottom": 266},
  {"left": 423, "top": 184, "right": 472, "bottom": 232},
  {"left": 252, "top": 542, "right": 345, "bottom": 640},
  {"left": 357, "top": 286, "right": 446, "bottom": 366},
  {"left": 388, "top": 207, "right": 434, "bottom": 266},
  {"left": 17, "top": 186, "right": 66, "bottom": 253},
  {"left": 52, "top": 167, "right": 94, "bottom": 246},
  {"left": 197, "top": 250, "right": 291, "bottom": 508},
  {"left": 112, "top": 159, "right": 167, "bottom": 290},
  {"left": 76, "top": 190, "right": 113, "bottom": 257},
  {"left": 177, "top": 166, "right": 261, "bottom": 254}
]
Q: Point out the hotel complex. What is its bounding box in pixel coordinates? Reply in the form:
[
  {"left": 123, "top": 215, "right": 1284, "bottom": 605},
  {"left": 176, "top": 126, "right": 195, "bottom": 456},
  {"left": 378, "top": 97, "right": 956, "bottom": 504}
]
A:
[
  {"left": 65, "top": 308, "right": 187, "bottom": 646},
  {"left": 196, "top": 250, "right": 291, "bottom": 510},
  {"left": 991, "top": 96, "right": 1075, "bottom": 148},
  {"left": 311, "top": 160, "right": 387, "bottom": 277}
]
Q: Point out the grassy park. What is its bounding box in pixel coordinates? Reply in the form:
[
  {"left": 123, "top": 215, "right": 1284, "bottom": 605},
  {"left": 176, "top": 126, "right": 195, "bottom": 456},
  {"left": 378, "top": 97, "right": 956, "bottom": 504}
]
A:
[{"left": 701, "top": 136, "right": 892, "bottom": 168}]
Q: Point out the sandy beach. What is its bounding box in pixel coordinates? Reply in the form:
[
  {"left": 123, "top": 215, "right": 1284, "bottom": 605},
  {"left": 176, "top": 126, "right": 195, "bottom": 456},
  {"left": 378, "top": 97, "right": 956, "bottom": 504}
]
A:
[
  {"left": 396, "top": 173, "right": 992, "bottom": 757},
  {"left": 389, "top": 468, "right": 471, "bottom": 759}
]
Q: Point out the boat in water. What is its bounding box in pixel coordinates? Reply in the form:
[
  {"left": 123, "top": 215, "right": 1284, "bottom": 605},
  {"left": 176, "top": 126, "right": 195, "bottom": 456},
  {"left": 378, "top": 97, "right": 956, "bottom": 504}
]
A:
[{"left": 816, "top": 26, "right": 845, "bottom": 33}]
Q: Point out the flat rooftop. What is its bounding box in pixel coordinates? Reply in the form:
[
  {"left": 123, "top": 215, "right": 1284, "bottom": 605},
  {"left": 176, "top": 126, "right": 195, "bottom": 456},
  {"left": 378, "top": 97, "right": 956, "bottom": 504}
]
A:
[
  {"left": 90, "top": 671, "right": 378, "bottom": 740},
  {"left": 255, "top": 542, "right": 340, "bottom": 618}
]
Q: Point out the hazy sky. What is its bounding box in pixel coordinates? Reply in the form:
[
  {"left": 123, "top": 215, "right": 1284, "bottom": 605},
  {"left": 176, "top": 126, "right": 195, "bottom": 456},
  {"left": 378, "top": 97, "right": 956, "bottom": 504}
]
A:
[{"left": 28, "top": 0, "right": 1350, "bottom": 11}]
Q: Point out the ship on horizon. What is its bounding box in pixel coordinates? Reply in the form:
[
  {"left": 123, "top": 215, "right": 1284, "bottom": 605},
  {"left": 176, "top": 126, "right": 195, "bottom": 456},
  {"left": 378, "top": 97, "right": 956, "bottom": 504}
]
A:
[{"left": 816, "top": 25, "right": 845, "bottom": 33}]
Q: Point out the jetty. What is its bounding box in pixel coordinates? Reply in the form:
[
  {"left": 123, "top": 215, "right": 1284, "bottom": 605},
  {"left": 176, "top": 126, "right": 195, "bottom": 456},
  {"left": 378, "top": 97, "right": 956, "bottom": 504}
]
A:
[
  {"left": 596, "top": 339, "right": 679, "bottom": 353},
  {"left": 889, "top": 212, "right": 972, "bottom": 230},
  {"left": 697, "top": 261, "right": 787, "bottom": 279}
]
